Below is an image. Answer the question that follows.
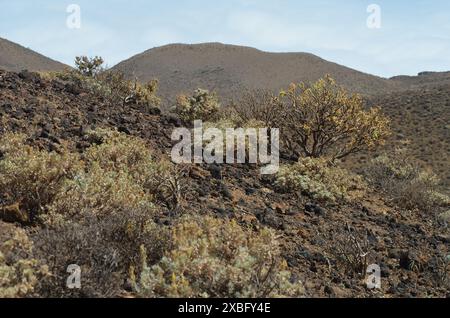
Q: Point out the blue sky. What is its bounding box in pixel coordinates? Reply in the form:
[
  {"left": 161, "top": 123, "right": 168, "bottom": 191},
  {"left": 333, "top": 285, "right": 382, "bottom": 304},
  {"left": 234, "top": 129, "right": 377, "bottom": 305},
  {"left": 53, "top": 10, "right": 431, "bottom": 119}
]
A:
[{"left": 1, "top": 0, "right": 449, "bottom": 77}]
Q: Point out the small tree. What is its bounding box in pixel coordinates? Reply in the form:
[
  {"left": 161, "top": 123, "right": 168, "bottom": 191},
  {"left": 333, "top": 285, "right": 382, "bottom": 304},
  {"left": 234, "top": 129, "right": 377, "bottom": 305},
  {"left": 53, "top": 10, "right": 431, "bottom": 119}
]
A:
[
  {"left": 173, "top": 88, "right": 220, "bottom": 123},
  {"left": 278, "top": 76, "right": 390, "bottom": 161},
  {"left": 75, "top": 56, "right": 105, "bottom": 77}
]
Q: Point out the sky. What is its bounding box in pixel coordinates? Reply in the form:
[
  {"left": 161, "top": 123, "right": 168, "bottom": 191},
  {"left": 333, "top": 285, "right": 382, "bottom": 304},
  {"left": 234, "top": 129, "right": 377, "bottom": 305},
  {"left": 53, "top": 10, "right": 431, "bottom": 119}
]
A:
[{"left": 0, "top": 0, "right": 449, "bottom": 78}]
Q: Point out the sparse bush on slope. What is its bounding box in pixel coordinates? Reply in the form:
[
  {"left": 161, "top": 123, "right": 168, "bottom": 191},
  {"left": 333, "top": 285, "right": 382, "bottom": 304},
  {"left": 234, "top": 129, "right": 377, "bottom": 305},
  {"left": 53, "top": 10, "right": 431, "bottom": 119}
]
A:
[
  {"left": 0, "top": 129, "right": 184, "bottom": 226},
  {"left": 46, "top": 56, "right": 161, "bottom": 109},
  {"left": 33, "top": 209, "right": 169, "bottom": 298},
  {"left": 138, "top": 215, "right": 303, "bottom": 298},
  {"left": 366, "top": 149, "right": 450, "bottom": 211},
  {"left": 275, "top": 157, "right": 366, "bottom": 202},
  {"left": 173, "top": 88, "right": 220, "bottom": 123}
]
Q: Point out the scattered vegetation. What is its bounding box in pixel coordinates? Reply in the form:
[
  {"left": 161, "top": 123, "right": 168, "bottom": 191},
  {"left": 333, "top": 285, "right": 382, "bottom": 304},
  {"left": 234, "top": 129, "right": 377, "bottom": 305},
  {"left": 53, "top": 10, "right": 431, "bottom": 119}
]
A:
[
  {"left": 138, "top": 215, "right": 303, "bottom": 298},
  {"left": 366, "top": 149, "right": 450, "bottom": 211},
  {"left": 224, "top": 77, "right": 390, "bottom": 162},
  {"left": 275, "top": 157, "right": 366, "bottom": 202},
  {"left": 50, "top": 56, "right": 161, "bottom": 109}
]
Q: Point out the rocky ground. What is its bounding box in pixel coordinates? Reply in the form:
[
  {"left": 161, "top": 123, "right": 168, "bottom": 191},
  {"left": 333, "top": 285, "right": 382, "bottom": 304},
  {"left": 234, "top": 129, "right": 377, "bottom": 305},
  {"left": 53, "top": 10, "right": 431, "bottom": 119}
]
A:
[{"left": 0, "top": 69, "right": 449, "bottom": 298}]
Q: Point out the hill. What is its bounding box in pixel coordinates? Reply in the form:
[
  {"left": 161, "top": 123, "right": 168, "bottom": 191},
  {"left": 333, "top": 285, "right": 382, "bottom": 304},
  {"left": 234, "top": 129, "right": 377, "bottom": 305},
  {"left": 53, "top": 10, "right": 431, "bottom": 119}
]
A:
[
  {"left": 113, "top": 43, "right": 400, "bottom": 106},
  {"left": 0, "top": 37, "right": 67, "bottom": 73}
]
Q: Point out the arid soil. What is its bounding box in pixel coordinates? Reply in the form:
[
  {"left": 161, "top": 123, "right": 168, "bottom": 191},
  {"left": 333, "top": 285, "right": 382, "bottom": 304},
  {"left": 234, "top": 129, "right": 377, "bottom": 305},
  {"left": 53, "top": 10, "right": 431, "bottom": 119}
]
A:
[
  {"left": 1, "top": 70, "right": 448, "bottom": 297},
  {"left": 0, "top": 37, "right": 68, "bottom": 73}
]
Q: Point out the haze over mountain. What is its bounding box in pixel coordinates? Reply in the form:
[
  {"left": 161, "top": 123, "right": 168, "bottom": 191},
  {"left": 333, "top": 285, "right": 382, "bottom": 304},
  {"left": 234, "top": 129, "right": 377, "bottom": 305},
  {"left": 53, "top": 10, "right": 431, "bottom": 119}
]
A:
[
  {"left": 0, "top": 37, "right": 67, "bottom": 73},
  {"left": 113, "top": 43, "right": 403, "bottom": 105}
]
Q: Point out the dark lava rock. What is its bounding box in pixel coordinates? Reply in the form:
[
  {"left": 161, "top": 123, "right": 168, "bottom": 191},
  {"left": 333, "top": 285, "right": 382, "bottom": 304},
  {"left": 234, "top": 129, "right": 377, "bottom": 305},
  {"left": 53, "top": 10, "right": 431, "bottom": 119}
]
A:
[
  {"left": 245, "top": 187, "right": 256, "bottom": 195},
  {"left": 220, "top": 183, "right": 233, "bottom": 200},
  {"left": 399, "top": 250, "right": 421, "bottom": 271},
  {"left": 163, "top": 114, "right": 182, "bottom": 127},
  {"left": 65, "top": 82, "right": 83, "bottom": 95},
  {"left": 208, "top": 164, "right": 222, "bottom": 179},
  {"left": 147, "top": 106, "right": 161, "bottom": 116},
  {"left": 305, "top": 203, "right": 326, "bottom": 216},
  {"left": 18, "top": 70, "right": 40, "bottom": 83},
  {"left": 256, "top": 208, "right": 284, "bottom": 229}
]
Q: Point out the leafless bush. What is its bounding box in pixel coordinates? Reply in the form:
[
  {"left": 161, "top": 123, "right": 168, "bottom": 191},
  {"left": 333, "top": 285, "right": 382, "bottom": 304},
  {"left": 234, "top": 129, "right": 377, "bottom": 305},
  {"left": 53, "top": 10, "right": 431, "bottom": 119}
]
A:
[
  {"left": 328, "top": 224, "right": 372, "bottom": 277},
  {"left": 229, "top": 88, "right": 281, "bottom": 127},
  {"left": 33, "top": 208, "right": 169, "bottom": 298}
]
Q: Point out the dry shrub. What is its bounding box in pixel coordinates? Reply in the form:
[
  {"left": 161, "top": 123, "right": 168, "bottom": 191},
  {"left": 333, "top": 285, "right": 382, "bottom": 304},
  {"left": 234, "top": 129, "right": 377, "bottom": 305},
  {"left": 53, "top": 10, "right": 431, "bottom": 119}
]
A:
[
  {"left": 277, "top": 76, "right": 390, "bottom": 161},
  {"left": 50, "top": 58, "right": 161, "bottom": 109},
  {"left": 33, "top": 209, "right": 169, "bottom": 298},
  {"left": 124, "top": 79, "right": 161, "bottom": 108},
  {"left": 44, "top": 166, "right": 155, "bottom": 225},
  {"left": 0, "top": 222, "right": 49, "bottom": 298},
  {"left": 327, "top": 224, "right": 372, "bottom": 278},
  {"left": 275, "top": 157, "right": 366, "bottom": 202},
  {"left": 173, "top": 88, "right": 220, "bottom": 123},
  {"left": 366, "top": 150, "right": 450, "bottom": 211},
  {"left": 44, "top": 129, "right": 184, "bottom": 224},
  {"left": 0, "top": 133, "right": 83, "bottom": 222},
  {"left": 138, "top": 215, "right": 303, "bottom": 298},
  {"left": 75, "top": 56, "right": 104, "bottom": 77},
  {"left": 84, "top": 129, "right": 184, "bottom": 209},
  {"left": 229, "top": 88, "right": 281, "bottom": 127},
  {"left": 226, "top": 77, "right": 390, "bottom": 161}
]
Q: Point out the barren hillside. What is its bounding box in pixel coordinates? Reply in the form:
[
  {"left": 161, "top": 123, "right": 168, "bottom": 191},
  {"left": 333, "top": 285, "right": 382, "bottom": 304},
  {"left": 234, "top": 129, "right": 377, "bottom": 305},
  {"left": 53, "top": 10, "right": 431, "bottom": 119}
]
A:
[
  {"left": 113, "top": 43, "right": 400, "bottom": 106},
  {"left": 0, "top": 37, "right": 68, "bottom": 73}
]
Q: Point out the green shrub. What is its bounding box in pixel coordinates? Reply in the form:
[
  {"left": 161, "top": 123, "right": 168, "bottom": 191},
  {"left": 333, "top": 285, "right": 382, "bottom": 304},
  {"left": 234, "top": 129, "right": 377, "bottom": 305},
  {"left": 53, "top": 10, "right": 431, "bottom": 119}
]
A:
[
  {"left": 138, "top": 216, "right": 303, "bottom": 298},
  {"left": 275, "top": 157, "right": 366, "bottom": 202},
  {"left": 366, "top": 150, "right": 449, "bottom": 211},
  {"left": 173, "top": 88, "right": 220, "bottom": 123}
]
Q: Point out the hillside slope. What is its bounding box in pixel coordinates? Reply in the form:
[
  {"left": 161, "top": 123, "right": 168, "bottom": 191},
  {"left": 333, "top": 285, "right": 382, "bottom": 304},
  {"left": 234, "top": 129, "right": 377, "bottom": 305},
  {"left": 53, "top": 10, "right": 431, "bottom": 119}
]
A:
[
  {"left": 0, "top": 37, "right": 67, "bottom": 72},
  {"left": 1, "top": 69, "right": 449, "bottom": 298},
  {"left": 113, "top": 43, "right": 399, "bottom": 105}
]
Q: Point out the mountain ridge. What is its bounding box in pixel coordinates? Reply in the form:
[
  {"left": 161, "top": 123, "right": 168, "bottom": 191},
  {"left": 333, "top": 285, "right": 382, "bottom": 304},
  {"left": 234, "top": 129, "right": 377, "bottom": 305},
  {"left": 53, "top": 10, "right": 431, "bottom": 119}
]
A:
[{"left": 0, "top": 37, "right": 68, "bottom": 73}]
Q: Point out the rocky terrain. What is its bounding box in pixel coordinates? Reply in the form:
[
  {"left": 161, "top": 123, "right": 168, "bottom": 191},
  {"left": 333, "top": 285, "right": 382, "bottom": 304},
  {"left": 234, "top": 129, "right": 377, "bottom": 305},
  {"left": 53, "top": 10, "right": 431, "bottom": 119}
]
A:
[{"left": 0, "top": 69, "right": 448, "bottom": 298}]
